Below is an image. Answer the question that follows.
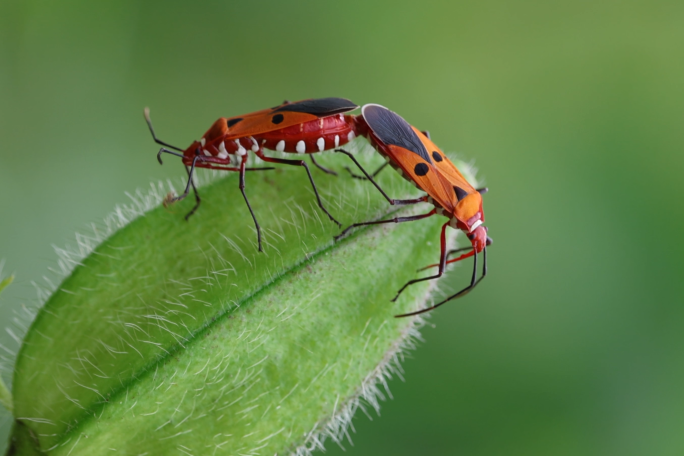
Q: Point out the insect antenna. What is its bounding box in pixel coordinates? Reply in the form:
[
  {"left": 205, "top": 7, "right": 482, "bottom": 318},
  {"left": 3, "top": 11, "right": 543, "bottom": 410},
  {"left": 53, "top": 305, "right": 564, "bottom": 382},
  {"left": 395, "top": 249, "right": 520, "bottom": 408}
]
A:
[{"left": 144, "top": 107, "right": 184, "bottom": 152}]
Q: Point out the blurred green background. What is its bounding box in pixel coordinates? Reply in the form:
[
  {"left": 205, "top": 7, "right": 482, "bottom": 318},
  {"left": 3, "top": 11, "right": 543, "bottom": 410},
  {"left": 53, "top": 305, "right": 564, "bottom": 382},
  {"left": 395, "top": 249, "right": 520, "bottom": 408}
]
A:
[{"left": 1, "top": 0, "right": 683, "bottom": 454}]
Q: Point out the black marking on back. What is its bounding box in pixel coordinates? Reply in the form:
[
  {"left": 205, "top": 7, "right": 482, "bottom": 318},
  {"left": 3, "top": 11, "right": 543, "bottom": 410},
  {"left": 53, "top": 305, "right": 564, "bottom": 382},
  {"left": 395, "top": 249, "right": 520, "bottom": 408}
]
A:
[
  {"left": 432, "top": 151, "right": 443, "bottom": 162},
  {"left": 227, "top": 118, "right": 243, "bottom": 127},
  {"left": 272, "top": 97, "right": 358, "bottom": 117},
  {"left": 363, "top": 105, "right": 432, "bottom": 164},
  {"left": 414, "top": 163, "right": 429, "bottom": 176},
  {"left": 454, "top": 186, "right": 468, "bottom": 201},
  {"left": 272, "top": 114, "right": 284, "bottom": 124}
]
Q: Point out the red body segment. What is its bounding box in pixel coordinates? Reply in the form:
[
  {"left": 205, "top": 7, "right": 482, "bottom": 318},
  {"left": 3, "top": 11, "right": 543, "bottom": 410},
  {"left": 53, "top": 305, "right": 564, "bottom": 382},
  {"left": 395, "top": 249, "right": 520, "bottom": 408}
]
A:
[
  {"left": 177, "top": 103, "right": 358, "bottom": 168},
  {"left": 145, "top": 97, "right": 359, "bottom": 252}
]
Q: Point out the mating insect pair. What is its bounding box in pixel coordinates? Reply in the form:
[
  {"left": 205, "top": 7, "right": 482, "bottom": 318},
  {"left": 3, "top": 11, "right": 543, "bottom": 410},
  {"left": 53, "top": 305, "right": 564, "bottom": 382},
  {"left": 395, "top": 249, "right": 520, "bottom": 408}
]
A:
[{"left": 145, "top": 98, "right": 491, "bottom": 317}]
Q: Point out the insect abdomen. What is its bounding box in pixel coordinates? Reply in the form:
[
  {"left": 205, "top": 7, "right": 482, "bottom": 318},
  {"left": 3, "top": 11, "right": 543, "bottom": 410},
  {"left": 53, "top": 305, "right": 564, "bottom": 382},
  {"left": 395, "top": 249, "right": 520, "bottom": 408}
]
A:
[{"left": 258, "top": 115, "right": 357, "bottom": 154}]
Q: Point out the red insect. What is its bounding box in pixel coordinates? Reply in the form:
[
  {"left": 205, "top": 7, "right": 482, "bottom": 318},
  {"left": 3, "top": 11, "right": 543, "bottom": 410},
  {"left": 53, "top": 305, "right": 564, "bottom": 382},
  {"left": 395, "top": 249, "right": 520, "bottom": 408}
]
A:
[
  {"left": 334, "top": 104, "right": 492, "bottom": 317},
  {"left": 144, "top": 98, "right": 360, "bottom": 251}
]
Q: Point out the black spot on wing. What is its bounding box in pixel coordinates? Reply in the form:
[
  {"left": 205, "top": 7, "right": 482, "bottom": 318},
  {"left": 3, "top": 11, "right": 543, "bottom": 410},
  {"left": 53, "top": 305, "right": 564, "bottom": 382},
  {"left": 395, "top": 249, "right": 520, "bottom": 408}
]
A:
[
  {"left": 454, "top": 186, "right": 468, "bottom": 201},
  {"left": 362, "top": 105, "right": 432, "bottom": 164},
  {"left": 414, "top": 163, "right": 429, "bottom": 176},
  {"left": 432, "top": 151, "right": 443, "bottom": 162},
  {"left": 272, "top": 97, "right": 358, "bottom": 116},
  {"left": 227, "top": 117, "right": 243, "bottom": 127},
  {"left": 272, "top": 114, "right": 284, "bottom": 124}
]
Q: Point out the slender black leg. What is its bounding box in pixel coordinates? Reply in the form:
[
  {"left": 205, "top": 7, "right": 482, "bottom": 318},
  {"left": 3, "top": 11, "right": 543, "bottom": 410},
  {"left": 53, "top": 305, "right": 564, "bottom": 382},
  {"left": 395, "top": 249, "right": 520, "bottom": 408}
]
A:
[
  {"left": 169, "top": 155, "right": 200, "bottom": 204},
  {"left": 343, "top": 161, "right": 389, "bottom": 180},
  {"left": 144, "top": 108, "right": 183, "bottom": 152},
  {"left": 183, "top": 165, "right": 201, "bottom": 220},
  {"left": 396, "top": 245, "right": 487, "bottom": 318},
  {"left": 238, "top": 155, "right": 263, "bottom": 252},
  {"left": 335, "top": 209, "right": 436, "bottom": 241},
  {"left": 310, "top": 155, "right": 338, "bottom": 176},
  {"left": 157, "top": 148, "right": 184, "bottom": 164},
  {"left": 335, "top": 149, "right": 427, "bottom": 206},
  {"left": 256, "top": 150, "right": 341, "bottom": 227},
  {"left": 391, "top": 222, "right": 449, "bottom": 302}
]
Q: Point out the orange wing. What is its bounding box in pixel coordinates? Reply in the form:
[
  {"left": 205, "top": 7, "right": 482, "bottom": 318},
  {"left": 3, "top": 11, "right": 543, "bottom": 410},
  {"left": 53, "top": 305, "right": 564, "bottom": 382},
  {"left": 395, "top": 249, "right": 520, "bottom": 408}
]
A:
[
  {"left": 223, "top": 97, "right": 358, "bottom": 140},
  {"left": 383, "top": 143, "right": 459, "bottom": 213},
  {"left": 361, "top": 104, "right": 462, "bottom": 212},
  {"left": 411, "top": 127, "right": 483, "bottom": 223},
  {"left": 411, "top": 127, "right": 477, "bottom": 195}
]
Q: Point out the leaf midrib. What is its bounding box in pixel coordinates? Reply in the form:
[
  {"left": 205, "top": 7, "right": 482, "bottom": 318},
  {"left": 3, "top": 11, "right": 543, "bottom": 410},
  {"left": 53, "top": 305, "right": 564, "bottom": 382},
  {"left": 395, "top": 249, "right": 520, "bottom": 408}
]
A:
[{"left": 42, "top": 203, "right": 407, "bottom": 449}]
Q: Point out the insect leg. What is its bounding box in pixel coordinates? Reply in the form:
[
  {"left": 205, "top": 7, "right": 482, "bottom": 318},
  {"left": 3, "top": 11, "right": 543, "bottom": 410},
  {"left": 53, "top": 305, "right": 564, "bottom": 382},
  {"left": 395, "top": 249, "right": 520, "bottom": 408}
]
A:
[
  {"left": 419, "top": 236, "right": 492, "bottom": 271},
  {"left": 335, "top": 209, "right": 436, "bottom": 241},
  {"left": 192, "top": 163, "right": 275, "bottom": 172},
  {"left": 310, "top": 155, "right": 338, "bottom": 176},
  {"left": 395, "top": 245, "right": 487, "bottom": 318},
  {"left": 343, "top": 161, "right": 389, "bottom": 180},
  {"left": 391, "top": 222, "right": 449, "bottom": 303},
  {"left": 157, "top": 148, "right": 184, "bottom": 164},
  {"left": 256, "top": 150, "right": 341, "bottom": 227},
  {"left": 417, "top": 246, "right": 472, "bottom": 271},
  {"left": 335, "top": 149, "right": 427, "bottom": 206},
  {"left": 144, "top": 108, "right": 183, "bottom": 152},
  {"left": 168, "top": 155, "right": 201, "bottom": 205},
  {"left": 183, "top": 164, "right": 202, "bottom": 220},
  {"left": 238, "top": 154, "right": 263, "bottom": 252}
]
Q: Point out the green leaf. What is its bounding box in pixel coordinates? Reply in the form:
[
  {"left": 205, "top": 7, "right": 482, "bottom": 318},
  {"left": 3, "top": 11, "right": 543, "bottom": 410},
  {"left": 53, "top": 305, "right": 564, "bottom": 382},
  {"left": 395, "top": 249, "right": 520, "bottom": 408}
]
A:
[
  {"left": 8, "top": 150, "right": 475, "bottom": 455},
  {"left": 0, "top": 275, "right": 14, "bottom": 414}
]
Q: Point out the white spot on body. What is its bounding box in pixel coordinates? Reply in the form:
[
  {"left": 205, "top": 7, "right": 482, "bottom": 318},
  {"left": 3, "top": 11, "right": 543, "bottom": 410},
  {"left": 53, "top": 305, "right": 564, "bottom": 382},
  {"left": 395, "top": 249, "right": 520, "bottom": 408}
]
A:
[
  {"left": 319, "top": 119, "right": 324, "bottom": 129},
  {"left": 296, "top": 140, "right": 306, "bottom": 154},
  {"left": 449, "top": 218, "right": 459, "bottom": 229},
  {"left": 276, "top": 140, "right": 285, "bottom": 152},
  {"left": 334, "top": 135, "right": 340, "bottom": 148},
  {"left": 347, "top": 131, "right": 356, "bottom": 142},
  {"left": 200, "top": 138, "right": 206, "bottom": 147},
  {"left": 250, "top": 137, "right": 259, "bottom": 152},
  {"left": 235, "top": 140, "right": 247, "bottom": 156},
  {"left": 469, "top": 219, "right": 483, "bottom": 232},
  {"left": 218, "top": 142, "right": 229, "bottom": 159},
  {"left": 203, "top": 149, "right": 212, "bottom": 157},
  {"left": 316, "top": 137, "right": 325, "bottom": 152}
]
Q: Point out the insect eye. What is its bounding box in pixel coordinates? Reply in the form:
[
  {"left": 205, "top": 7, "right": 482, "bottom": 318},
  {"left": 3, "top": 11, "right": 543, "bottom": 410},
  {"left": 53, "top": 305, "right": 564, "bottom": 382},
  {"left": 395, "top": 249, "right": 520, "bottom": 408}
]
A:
[
  {"left": 414, "top": 163, "right": 429, "bottom": 176},
  {"left": 272, "top": 114, "right": 284, "bottom": 124},
  {"left": 432, "top": 151, "right": 443, "bottom": 162}
]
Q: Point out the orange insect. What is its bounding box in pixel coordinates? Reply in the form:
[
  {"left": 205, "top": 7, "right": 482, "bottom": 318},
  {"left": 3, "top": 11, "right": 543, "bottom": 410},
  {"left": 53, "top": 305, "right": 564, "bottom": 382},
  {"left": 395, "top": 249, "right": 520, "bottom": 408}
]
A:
[
  {"left": 144, "top": 98, "right": 359, "bottom": 251},
  {"left": 335, "top": 104, "right": 492, "bottom": 317}
]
